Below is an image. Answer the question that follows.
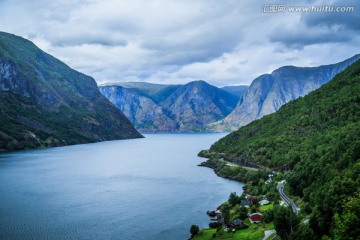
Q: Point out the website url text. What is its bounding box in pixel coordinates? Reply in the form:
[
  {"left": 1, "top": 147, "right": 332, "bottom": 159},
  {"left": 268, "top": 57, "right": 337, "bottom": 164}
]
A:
[{"left": 262, "top": 5, "right": 355, "bottom": 13}]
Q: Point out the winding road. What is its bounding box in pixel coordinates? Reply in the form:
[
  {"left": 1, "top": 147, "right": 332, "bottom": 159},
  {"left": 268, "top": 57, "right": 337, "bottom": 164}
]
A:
[{"left": 277, "top": 181, "right": 299, "bottom": 215}]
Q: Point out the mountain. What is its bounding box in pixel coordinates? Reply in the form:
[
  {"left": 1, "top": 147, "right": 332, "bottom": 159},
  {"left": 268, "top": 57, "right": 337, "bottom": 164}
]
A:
[
  {"left": 204, "top": 59, "right": 360, "bottom": 239},
  {"left": 99, "top": 80, "right": 238, "bottom": 132},
  {"left": 208, "top": 54, "right": 360, "bottom": 131},
  {"left": 99, "top": 85, "right": 177, "bottom": 132},
  {"left": 0, "top": 32, "right": 142, "bottom": 151},
  {"left": 220, "top": 85, "right": 248, "bottom": 102},
  {"left": 162, "top": 80, "right": 238, "bottom": 131}
]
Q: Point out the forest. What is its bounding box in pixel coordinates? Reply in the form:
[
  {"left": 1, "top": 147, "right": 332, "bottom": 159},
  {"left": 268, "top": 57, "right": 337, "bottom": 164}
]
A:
[{"left": 206, "top": 60, "right": 360, "bottom": 239}]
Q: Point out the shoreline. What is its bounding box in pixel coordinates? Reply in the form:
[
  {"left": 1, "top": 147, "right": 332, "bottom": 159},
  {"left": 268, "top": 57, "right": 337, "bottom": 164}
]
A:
[{"left": 192, "top": 155, "right": 279, "bottom": 240}]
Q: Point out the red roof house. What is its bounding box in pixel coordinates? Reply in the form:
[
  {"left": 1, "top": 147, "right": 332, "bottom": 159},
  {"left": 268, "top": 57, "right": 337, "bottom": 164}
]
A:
[{"left": 249, "top": 213, "right": 262, "bottom": 224}]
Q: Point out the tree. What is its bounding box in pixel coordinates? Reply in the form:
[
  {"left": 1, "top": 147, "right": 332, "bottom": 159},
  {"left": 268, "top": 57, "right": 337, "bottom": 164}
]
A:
[
  {"left": 302, "top": 202, "right": 312, "bottom": 214},
  {"left": 274, "top": 206, "right": 300, "bottom": 240},
  {"left": 190, "top": 225, "right": 199, "bottom": 236},
  {"left": 250, "top": 205, "right": 258, "bottom": 213},
  {"left": 228, "top": 192, "right": 241, "bottom": 206},
  {"left": 234, "top": 204, "right": 248, "bottom": 220},
  {"left": 333, "top": 192, "right": 360, "bottom": 240},
  {"left": 262, "top": 209, "right": 274, "bottom": 223},
  {"left": 288, "top": 223, "right": 317, "bottom": 240},
  {"left": 221, "top": 202, "right": 232, "bottom": 224}
]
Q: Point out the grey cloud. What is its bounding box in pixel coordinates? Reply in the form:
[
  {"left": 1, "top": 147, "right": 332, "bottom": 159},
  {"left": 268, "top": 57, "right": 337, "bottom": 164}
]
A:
[
  {"left": 269, "top": 26, "right": 351, "bottom": 49},
  {"left": 51, "top": 34, "right": 128, "bottom": 47},
  {"left": 143, "top": 34, "right": 242, "bottom": 65},
  {"left": 141, "top": 20, "right": 243, "bottom": 65},
  {"left": 302, "top": 1, "right": 360, "bottom": 31},
  {"left": 270, "top": 0, "right": 360, "bottom": 48},
  {"left": 0, "top": 0, "right": 358, "bottom": 87}
]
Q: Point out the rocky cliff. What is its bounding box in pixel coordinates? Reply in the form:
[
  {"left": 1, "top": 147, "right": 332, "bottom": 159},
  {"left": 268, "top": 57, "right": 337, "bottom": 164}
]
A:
[
  {"left": 100, "top": 80, "right": 239, "bottom": 132},
  {"left": 208, "top": 54, "right": 360, "bottom": 131},
  {"left": 162, "top": 80, "right": 238, "bottom": 131},
  {"left": 99, "top": 85, "right": 177, "bottom": 132}
]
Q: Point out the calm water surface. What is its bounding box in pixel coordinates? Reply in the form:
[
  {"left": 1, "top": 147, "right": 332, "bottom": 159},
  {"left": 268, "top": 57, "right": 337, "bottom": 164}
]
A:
[{"left": 0, "top": 134, "right": 243, "bottom": 240}]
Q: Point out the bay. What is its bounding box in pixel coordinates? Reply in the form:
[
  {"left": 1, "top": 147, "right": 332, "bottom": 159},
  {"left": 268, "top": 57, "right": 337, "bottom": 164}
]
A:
[{"left": 0, "top": 134, "right": 243, "bottom": 240}]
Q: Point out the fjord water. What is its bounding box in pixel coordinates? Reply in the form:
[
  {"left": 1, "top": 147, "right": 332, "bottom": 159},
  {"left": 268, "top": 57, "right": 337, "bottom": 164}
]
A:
[{"left": 0, "top": 134, "right": 242, "bottom": 240}]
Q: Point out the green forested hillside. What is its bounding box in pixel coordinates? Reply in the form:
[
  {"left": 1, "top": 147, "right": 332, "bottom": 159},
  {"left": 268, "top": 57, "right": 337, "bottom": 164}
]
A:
[
  {"left": 0, "top": 32, "right": 142, "bottom": 151},
  {"left": 207, "top": 60, "right": 360, "bottom": 239}
]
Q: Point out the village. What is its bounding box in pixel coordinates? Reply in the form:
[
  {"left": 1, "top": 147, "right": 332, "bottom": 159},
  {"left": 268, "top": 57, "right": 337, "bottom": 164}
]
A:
[
  {"left": 192, "top": 185, "right": 276, "bottom": 239},
  {"left": 192, "top": 157, "right": 301, "bottom": 240}
]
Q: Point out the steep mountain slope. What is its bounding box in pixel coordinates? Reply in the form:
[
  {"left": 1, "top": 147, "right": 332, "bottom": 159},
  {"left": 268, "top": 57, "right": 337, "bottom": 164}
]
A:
[
  {"left": 0, "top": 32, "right": 142, "bottom": 151},
  {"left": 99, "top": 85, "right": 177, "bottom": 132},
  {"left": 162, "top": 80, "right": 238, "bottom": 131},
  {"left": 204, "top": 59, "right": 360, "bottom": 238},
  {"left": 208, "top": 54, "right": 360, "bottom": 131},
  {"left": 100, "top": 80, "right": 238, "bottom": 132}
]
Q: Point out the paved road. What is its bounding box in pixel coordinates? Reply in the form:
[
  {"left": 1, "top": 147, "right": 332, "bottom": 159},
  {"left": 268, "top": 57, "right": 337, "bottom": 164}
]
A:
[
  {"left": 277, "top": 182, "right": 298, "bottom": 214},
  {"left": 262, "top": 229, "right": 276, "bottom": 240}
]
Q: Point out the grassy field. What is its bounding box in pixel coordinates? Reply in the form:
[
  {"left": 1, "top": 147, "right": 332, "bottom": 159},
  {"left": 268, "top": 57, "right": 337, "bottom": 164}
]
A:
[
  {"left": 192, "top": 228, "right": 263, "bottom": 240},
  {"left": 223, "top": 160, "right": 258, "bottom": 172},
  {"left": 265, "top": 222, "right": 274, "bottom": 230},
  {"left": 192, "top": 229, "right": 217, "bottom": 240},
  {"left": 259, "top": 203, "right": 274, "bottom": 212},
  {"left": 192, "top": 220, "right": 275, "bottom": 240}
]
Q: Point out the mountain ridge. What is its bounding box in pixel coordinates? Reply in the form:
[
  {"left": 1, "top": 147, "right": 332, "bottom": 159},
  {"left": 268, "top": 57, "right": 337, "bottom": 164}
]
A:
[
  {"left": 208, "top": 54, "right": 360, "bottom": 131},
  {"left": 99, "top": 80, "right": 240, "bottom": 132},
  {"left": 0, "top": 31, "right": 142, "bottom": 151}
]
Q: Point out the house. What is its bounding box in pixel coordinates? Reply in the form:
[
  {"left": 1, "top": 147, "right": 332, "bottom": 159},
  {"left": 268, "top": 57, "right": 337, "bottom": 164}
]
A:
[
  {"left": 259, "top": 199, "right": 270, "bottom": 206},
  {"left": 245, "top": 195, "right": 258, "bottom": 204},
  {"left": 215, "top": 210, "right": 222, "bottom": 216},
  {"left": 228, "top": 218, "right": 243, "bottom": 228},
  {"left": 249, "top": 213, "right": 262, "bottom": 224},
  {"left": 249, "top": 196, "right": 258, "bottom": 204},
  {"left": 215, "top": 210, "right": 222, "bottom": 219},
  {"left": 241, "top": 199, "right": 251, "bottom": 207}
]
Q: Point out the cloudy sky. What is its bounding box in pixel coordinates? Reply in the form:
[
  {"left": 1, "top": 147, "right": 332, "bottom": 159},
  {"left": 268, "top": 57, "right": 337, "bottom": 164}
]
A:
[{"left": 0, "top": 0, "right": 359, "bottom": 86}]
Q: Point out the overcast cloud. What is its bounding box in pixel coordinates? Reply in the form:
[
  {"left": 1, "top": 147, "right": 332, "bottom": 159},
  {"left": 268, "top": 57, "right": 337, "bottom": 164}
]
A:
[{"left": 0, "top": 0, "right": 359, "bottom": 86}]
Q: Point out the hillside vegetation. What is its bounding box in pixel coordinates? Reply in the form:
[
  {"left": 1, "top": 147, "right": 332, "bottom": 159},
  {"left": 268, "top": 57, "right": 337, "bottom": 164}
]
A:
[
  {"left": 205, "top": 60, "right": 360, "bottom": 239},
  {"left": 208, "top": 54, "right": 360, "bottom": 132},
  {"left": 0, "top": 32, "right": 142, "bottom": 151}
]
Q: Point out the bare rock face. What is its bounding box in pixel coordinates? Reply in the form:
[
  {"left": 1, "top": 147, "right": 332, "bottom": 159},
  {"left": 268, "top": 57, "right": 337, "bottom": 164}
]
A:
[
  {"left": 208, "top": 54, "right": 360, "bottom": 132},
  {"left": 161, "top": 80, "right": 238, "bottom": 132},
  {"left": 100, "top": 80, "right": 239, "bottom": 132},
  {"left": 99, "top": 86, "right": 177, "bottom": 132}
]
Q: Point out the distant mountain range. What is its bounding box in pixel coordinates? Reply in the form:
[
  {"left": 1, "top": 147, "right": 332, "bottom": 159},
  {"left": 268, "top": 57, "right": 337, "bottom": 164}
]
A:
[
  {"left": 100, "top": 55, "right": 360, "bottom": 133},
  {"left": 207, "top": 54, "right": 360, "bottom": 131},
  {"left": 0, "top": 32, "right": 142, "bottom": 151},
  {"left": 99, "top": 81, "right": 243, "bottom": 132}
]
